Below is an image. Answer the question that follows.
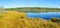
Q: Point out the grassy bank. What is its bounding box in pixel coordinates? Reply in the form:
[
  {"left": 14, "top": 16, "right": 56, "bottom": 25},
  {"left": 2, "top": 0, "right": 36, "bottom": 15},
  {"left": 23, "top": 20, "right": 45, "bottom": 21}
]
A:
[{"left": 0, "top": 11, "right": 59, "bottom": 28}]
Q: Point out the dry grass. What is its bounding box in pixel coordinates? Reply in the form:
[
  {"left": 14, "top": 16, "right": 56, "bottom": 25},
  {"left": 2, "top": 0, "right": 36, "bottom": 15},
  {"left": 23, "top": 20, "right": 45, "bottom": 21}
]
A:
[{"left": 0, "top": 11, "right": 59, "bottom": 28}]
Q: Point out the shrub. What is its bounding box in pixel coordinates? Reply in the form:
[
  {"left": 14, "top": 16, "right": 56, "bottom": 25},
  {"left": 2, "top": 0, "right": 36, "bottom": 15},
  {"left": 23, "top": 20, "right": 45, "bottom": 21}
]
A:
[{"left": 51, "top": 18, "right": 60, "bottom": 22}]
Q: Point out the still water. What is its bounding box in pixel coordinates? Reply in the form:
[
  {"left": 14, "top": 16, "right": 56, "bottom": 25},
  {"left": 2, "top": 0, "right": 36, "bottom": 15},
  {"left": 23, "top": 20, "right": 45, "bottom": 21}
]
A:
[{"left": 27, "top": 12, "right": 60, "bottom": 20}]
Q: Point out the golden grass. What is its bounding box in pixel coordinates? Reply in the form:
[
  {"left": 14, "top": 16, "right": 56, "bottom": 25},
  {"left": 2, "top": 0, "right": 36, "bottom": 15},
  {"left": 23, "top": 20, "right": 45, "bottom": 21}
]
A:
[{"left": 0, "top": 11, "right": 59, "bottom": 28}]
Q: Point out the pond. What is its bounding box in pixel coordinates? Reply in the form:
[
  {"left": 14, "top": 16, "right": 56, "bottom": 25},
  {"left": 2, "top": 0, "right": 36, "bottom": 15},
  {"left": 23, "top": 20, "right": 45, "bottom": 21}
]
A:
[{"left": 27, "top": 12, "right": 60, "bottom": 20}]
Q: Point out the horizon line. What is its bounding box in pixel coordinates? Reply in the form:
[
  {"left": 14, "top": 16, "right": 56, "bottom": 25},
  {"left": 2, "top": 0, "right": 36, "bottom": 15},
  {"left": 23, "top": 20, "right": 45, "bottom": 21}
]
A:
[{"left": 3, "top": 7, "right": 60, "bottom": 8}]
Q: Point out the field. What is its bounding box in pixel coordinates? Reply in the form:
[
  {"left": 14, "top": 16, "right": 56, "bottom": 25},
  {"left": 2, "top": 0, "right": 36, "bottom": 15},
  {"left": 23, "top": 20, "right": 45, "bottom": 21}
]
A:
[{"left": 0, "top": 7, "right": 60, "bottom": 28}]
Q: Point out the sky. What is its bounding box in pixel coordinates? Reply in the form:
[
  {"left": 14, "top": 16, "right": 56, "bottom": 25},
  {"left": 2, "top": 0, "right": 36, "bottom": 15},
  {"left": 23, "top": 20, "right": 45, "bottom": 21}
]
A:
[{"left": 0, "top": 0, "right": 60, "bottom": 8}]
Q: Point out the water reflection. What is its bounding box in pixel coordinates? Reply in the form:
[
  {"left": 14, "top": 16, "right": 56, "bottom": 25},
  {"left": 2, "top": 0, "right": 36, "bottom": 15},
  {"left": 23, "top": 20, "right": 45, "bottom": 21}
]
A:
[{"left": 27, "top": 12, "right": 60, "bottom": 20}]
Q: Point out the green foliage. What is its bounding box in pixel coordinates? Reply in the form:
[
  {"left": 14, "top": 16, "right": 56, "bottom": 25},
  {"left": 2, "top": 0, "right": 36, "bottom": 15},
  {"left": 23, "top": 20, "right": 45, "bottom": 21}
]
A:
[{"left": 4, "top": 7, "right": 60, "bottom": 13}]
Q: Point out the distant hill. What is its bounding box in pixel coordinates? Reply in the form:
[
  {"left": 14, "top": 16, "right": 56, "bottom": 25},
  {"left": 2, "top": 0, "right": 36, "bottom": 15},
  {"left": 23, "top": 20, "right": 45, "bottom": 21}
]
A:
[{"left": 5, "top": 7, "right": 60, "bottom": 13}]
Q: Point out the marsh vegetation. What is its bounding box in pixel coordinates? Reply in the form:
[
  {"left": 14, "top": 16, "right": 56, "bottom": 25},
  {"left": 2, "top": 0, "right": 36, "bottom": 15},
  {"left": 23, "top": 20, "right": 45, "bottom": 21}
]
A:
[{"left": 0, "top": 7, "right": 60, "bottom": 28}]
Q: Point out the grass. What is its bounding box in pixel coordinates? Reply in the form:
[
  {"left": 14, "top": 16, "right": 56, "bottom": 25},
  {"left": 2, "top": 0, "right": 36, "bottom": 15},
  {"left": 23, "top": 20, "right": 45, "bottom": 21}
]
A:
[{"left": 0, "top": 11, "right": 59, "bottom": 28}]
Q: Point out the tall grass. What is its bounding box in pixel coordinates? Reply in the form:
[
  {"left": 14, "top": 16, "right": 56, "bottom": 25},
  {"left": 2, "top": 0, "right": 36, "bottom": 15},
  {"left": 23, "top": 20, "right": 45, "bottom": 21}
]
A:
[{"left": 0, "top": 11, "right": 59, "bottom": 28}]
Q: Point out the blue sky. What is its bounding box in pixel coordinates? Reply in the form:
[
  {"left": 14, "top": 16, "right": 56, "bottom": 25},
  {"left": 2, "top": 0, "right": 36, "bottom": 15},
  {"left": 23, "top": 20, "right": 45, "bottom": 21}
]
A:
[{"left": 0, "top": 0, "right": 60, "bottom": 8}]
